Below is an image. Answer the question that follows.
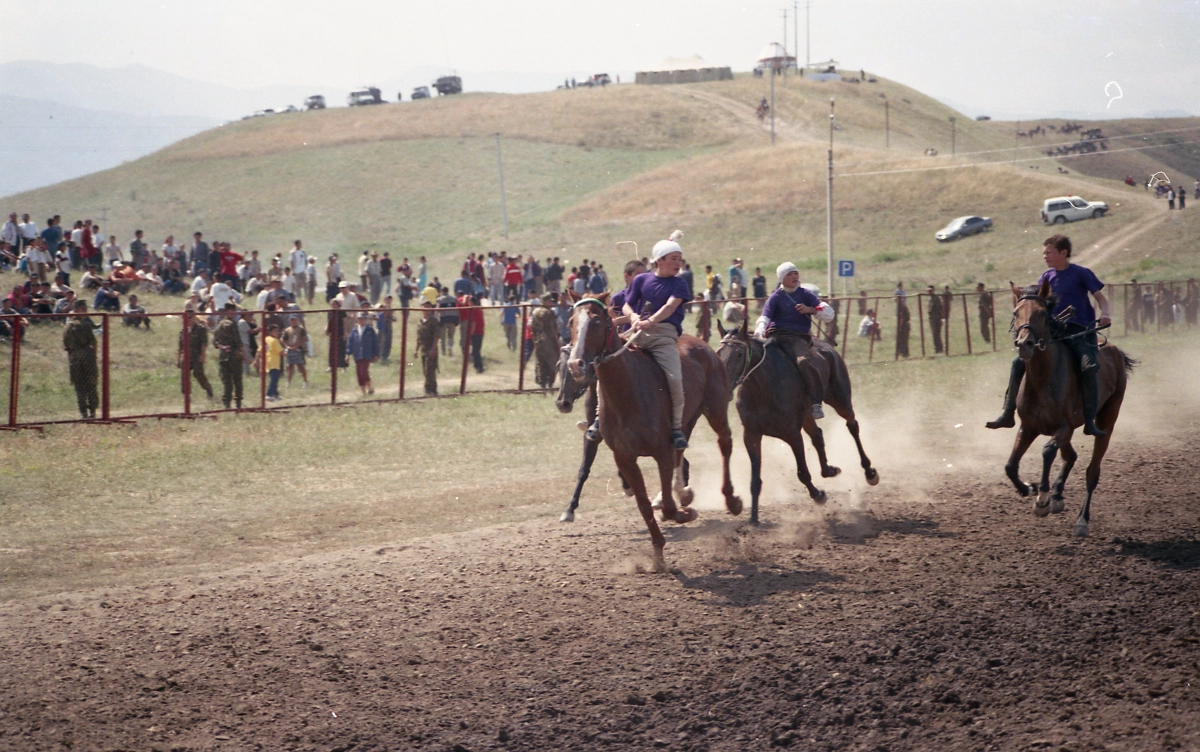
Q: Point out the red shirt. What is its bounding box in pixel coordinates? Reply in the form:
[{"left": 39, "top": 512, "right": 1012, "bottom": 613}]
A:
[
  {"left": 458, "top": 295, "right": 484, "bottom": 335},
  {"left": 504, "top": 263, "right": 522, "bottom": 286},
  {"left": 218, "top": 249, "right": 243, "bottom": 277},
  {"left": 80, "top": 228, "right": 97, "bottom": 258}
]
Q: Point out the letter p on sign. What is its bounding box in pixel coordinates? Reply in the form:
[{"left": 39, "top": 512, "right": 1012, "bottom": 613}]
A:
[{"left": 837, "top": 260, "right": 855, "bottom": 278}]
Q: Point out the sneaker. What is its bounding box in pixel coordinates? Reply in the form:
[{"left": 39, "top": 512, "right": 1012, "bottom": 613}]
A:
[
  {"left": 671, "top": 429, "right": 689, "bottom": 450},
  {"left": 811, "top": 403, "right": 825, "bottom": 420}
]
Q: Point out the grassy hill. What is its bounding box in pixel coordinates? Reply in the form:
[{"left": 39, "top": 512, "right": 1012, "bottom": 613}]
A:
[{"left": 6, "top": 72, "right": 1198, "bottom": 296}]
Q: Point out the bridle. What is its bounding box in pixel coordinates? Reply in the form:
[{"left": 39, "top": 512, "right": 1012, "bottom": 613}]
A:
[
  {"left": 1011, "top": 293, "right": 1050, "bottom": 351},
  {"left": 718, "top": 334, "right": 768, "bottom": 389},
  {"left": 570, "top": 298, "right": 618, "bottom": 376}
]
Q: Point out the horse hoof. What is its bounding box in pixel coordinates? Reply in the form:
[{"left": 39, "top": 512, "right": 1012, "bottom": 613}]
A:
[
  {"left": 1050, "top": 497, "right": 1065, "bottom": 514},
  {"left": 866, "top": 469, "right": 880, "bottom": 486},
  {"left": 559, "top": 510, "right": 575, "bottom": 523},
  {"left": 651, "top": 550, "right": 668, "bottom": 573},
  {"left": 1019, "top": 483, "right": 1036, "bottom": 498},
  {"left": 1073, "top": 522, "right": 1090, "bottom": 538},
  {"left": 651, "top": 492, "right": 663, "bottom": 510},
  {"left": 623, "top": 486, "right": 635, "bottom": 498},
  {"left": 1037, "top": 489, "right": 1050, "bottom": 506},
  {"left": 813, "top": 490, "right": 828, "bottom": 504},
  {"left": 679, "top": 487, "right": 695, "bottom": 507},
  {"left": 575, "top": 420, "right": 588, "bottom": 432},
  {"left": 727, "top": 495, "right": 743, "bottom": 516},
  {"left": 674, "top": 508, "right": 699, "bottom": 524},
  {"left": 822, "top": 466, "right": 842, "bottom": 478},
  {"left": 1034, "top": 501, "right": 1050, "bottom": 518}
]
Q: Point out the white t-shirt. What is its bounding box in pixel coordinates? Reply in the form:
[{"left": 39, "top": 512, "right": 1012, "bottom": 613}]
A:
[
  {"left": 282, "top": 274, "right": 295, "bottom": 294},
  {"left": 334, "top": 291, "right": 360, "bottom": 310},
  {"left": 290, "top": 249, "right": 307, "bottom": 274},
  {"left": 357, "top": 254, "right": 370, "bottom": 277},
  {"left": 210, "top": 282, "right": 241, "bottom": 310},
  {"left": 103, "top": 242, "right": 122, "bottom": 262},
  {"left": 162, "top": 244, "right": 179, "bottom": 261},
  {"left": 190, "top": 276, "right": 208, "bottom": 295},
  {"left": 19, "top": 221, "right": 38, "bottom": 240},
  {"left": 70, "top": 228, "right": 83, "bottom": 245},
  {"left": 56, "top": 250, "right": 72, "bottom": 274}
]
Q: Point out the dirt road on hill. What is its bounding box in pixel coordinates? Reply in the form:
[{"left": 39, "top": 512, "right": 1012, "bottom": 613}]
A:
[{"left": 3, "top": 428, "right": 1200, "bottom": 751}]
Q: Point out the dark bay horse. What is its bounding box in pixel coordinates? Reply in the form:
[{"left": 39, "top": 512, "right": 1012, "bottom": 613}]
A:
[
  {"left": 1001, "top": 281, "right": 1135, "bottom": 537},
  {"left": 565, "top": 294, "right": 742, "bottom": 569},
  {"left": 716, "top": 320, "right": 879, "bottom": 524}
]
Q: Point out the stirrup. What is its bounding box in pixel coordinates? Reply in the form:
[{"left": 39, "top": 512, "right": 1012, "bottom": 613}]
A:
[{"left": 671, "top": 429, "right": 689, "bottom": 450}]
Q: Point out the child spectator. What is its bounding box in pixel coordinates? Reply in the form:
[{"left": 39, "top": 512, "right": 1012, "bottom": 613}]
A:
[
  {"left": 265, "top": 324, "right": 284, "bottom": 401},
  {"left": 121, "top": 294, "right": 151, "bottom": 328}
]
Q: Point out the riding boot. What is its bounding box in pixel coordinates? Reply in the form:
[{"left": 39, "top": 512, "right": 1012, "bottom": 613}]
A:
[
  {"left": 986, "top": 357, "right": 1025, "bottom": 429},
  {"left": 1081, "top": 369, "right": 1106, "bottom": 437}
]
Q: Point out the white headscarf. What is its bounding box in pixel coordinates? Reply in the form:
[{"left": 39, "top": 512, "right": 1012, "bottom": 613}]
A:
[
  {"left": 776, "top": 262, "right": 799, "bottom": 290},
  {"left": 652, "top": 239, "right": 682, "bottom": 261}
]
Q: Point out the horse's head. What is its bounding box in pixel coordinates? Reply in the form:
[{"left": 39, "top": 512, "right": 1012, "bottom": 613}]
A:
[
  {"left": 715, "top": 318, "right": 752, "bottom": 400},
  {"left": 1010, "top": 280, "right": 1057, "bottom": 360},
  {"left": 562, "top": 289, "right": 612, "bottom": 392},
  {"left": 555, "top": 343, "right": 589, "bottom": 413}
]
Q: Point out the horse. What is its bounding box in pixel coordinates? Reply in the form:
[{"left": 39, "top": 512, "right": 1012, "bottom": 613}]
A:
[
  {"left": 1000, "top": 281, "right": 1135, "bottom": 537},
  {"left": 564, "top": 293, "right": 742, "bottom": 569},
  {"left": 554, "top": 346, "right": 689, "bottom": 523},
  {"left": 716, "top": 320, "right": 879, "bottom": 524}
]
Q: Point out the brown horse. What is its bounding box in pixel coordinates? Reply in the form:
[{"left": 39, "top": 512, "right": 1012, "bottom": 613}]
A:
[
  {"left": 564, "top": 292, "right": 742, "bottom": 569},
  {"left": 1002, "top": 281, "right": 1135, "bottom": 537},
  {"left": 716, "top": 320, "right": 879, "bottom": 524}
]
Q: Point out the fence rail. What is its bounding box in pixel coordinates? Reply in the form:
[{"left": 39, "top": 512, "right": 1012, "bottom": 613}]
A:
[{"left": 1, "top": 280, "right": 1196, "bottom": 432}]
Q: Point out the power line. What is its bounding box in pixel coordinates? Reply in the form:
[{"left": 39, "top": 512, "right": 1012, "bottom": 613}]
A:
[{"left": 834, "top": 137, "right": 1200, "bottom": 178}]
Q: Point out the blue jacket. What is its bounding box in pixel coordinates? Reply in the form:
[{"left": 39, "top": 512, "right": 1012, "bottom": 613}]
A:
[{"left": 347, "top": 324, "right": 379, "bottom": 361}]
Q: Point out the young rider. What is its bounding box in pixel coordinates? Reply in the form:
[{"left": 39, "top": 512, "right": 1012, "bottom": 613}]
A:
[
  {"left": 754, "top": 262, "right": 836, "bottom": 419},
  {"left": 987, "top": 234, "right": 1111, "bottom": 436},
  {"left": 624, "top": 239, "right": 691, "bottom": 450}
]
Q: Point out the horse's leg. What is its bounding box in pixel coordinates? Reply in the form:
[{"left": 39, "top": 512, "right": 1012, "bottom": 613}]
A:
[
  {"left": 1051, "top": 431, "right": 1080, "bottom": 515},
  {"left": 614, "top": 454, "right": 668, "bottom": 570},
  {"left": 745, "top": 430, "right": 764, "bottom": 525},
  {"left": 672, "top": 453, "right": 694, "bottom": 507},
  {"left": 659, "top": 452, "right": 697, "bottom": 525},
  {"left": 561, "top": 430, "right": 603, "bottom": 522},
  {"left": 1034, "top": 438, "right": 1058, "bottom": 517},
  {"left": 703, "top": 402, "right": 743, "bottom": 517},
  {"left": 1005, "top": 425, "right": 1039, "bottom": 497},
  {"left": 802, "top": 414, "right": 841, "bottom": 478},
  {"left": 1075, "top": 395, "right": 1122, "bottom": 537},
  {"left": 835, "top": 405, "right": 879, "bottom": 485},
  {"left": 786, "top": 430, "right": 827, "bottom": 503}
]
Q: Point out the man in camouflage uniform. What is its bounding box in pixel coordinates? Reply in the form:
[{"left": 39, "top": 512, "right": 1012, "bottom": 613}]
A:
[
  {"left": 530, "top": 292, "right": 560, "bottom": 388},
  {"left": 976, "top": 282, "right": 994, "bottom": 344},
  {"left": 416, "top": 301, "right": 441, "bottom": 396},
  {"left": 62, "top": 300, "right": 99, "bottom": 419},
  {"left": 926, "top": 284, "right": 944, "bottom": 354},
  {"left": 178, "top": 312, "right": 214, "bottom": 400},
  {"left": 213, "top": 302, "right": 244, "bottom": 409}
]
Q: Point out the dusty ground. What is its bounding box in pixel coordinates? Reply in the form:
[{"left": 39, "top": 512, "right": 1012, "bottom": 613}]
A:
[{"left": 2, "top": 426, "right": 1199, "bottom": 752}]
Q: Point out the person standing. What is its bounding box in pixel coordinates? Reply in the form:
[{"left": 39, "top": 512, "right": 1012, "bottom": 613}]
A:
[
  {"left": 460, "top": 293, "right": 486, "bottom": 373},
  {"left": 895, "top": 293, "right": 911, "bottom": 359},
  {"left": 976, "top": 282, "right": 994, "bottom": 343},
  {"left": 1167, "top": 186, "right": 1176, "bottom": 210},
  {"left": 694, "top": 292, "right": 711, "bottom": 342},
  {"left": 379, "top": 251, "right": 393, "bottom": 297},
  {"left": 63, "top": 300, "right": 100, "bottom": 419},
  {"left": 501, "top": 295, "right": 519, "bottom": 350},
  {"left": 926, "top": 285, "right": 944, "bottom": 354},
  {"left": 304, "top": 256, "right": 317, "bottom": 304},
  {"left": 376, "top": 297, "right": 395, "bottom": 364},
  {"left": 1, "top": 213, "right": 18, "bottom": 252},
  {"left": 530, "top": 292, "right": 560, "bottom": 388},
  {"left": 191, "top": 232, "right": 211, "bottom": 276},
  {"left": 487, "top": 253, "right": 505, "bottom": 303},
  {"left": 326, "top": 299, "right": 347, "bottom": 370},
  {"left": 751, "top": 267, "right": 767, "bottom": 308},
  {"left": 18, "top": 214, "right": 39, "bottom": 254},
  {"left": 346, "top": 311, "right": 379, "bottom": 396},
  {"left": 416, "top": 301, "right": 441, "bottom": 395},
  {"left": 289, "top": 240, "right": 307, "bottom": 290},
  {"left": 1179, "top": 187, "right": 1187, "bottom": 210},
  {"left": 178, "top": 312, "right": 214, "bottom": 400},
  {"left": 264, "top": 324, "right": 284, "bottom": 401},
  {"left": 325, "top": 255, "right": 342, "bottom": 302},
  {"left": 727, "top": 258, "right": 747, "bottom": 293},
  {"left": 415, "top": 255, "right": 427, "bottom": 291},
  {"left": 357, "top": 250, "right": 370, "bottom": 290},
  {"left": 437, "top": 286, "right": 459, "bottom": 354},
  {"left": 283, "top": 314, "right": 309, "bottom": 387},
  {"left": 367, "top": 252, "right": 383, "bottom": 304},
  {"left": 503, "top": 257, "right": 523, "bottom": 301},
  {"left": 544, "top": 256, "right": 563, "bottom": 295},
  {"left": 213, "top": 303, "right": 245, "bottom": 409}
]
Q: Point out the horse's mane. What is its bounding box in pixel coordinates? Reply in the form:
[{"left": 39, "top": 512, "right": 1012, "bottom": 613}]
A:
[{"left": 1019, "top": 283, "right": 1058, "bottom": 310}]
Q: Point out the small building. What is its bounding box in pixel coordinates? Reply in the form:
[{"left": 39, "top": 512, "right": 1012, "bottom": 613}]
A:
[
  {"left": 635, "top": 56, "right": 733, "bottom": 85},
  {"left": 804, "top": 59, "right": 842, "bottom": 82}
]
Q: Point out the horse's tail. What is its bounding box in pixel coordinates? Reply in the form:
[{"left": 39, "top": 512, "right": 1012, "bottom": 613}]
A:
[{"left": 1121, "top": 351, "right": 1138, "bottom": 374}]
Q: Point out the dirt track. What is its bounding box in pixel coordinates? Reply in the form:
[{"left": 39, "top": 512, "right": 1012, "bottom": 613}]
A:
[{"left": 3, "top": 427, "right": 1199, "bottom": 752}]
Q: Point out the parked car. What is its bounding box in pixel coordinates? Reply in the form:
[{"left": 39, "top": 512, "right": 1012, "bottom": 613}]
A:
[
  {"left": 935, "top": 215, "right": 993, "bottom": 242},
  {"left": 251, "top": 109, "right": 275, "bottom": 118},
  {"left": 433, "top": 76, "right": 462, "bottom": 95},
  {"left": 347, "top": 87, "right": 383, "bottom": 106},
  {"left": 411, "top": 86, "right": 431, "bottom": 100},
  {"left": 975, "top": 115, "right": 991, "bottom": 121},
  {"left": 305, "top": 95, "right": 326, "bottom": 110},
  {"left": 279, "top": 105, "right": 299, "bottom": 113},
  {"left": 1041, "top": 196, "right": 1108, "bottom": 224}
]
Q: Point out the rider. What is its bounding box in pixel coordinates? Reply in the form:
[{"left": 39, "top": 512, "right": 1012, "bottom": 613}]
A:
[
  {"left": 624, "top": 238, "right": 691, "bottom": 450},
  {"left": 987, "top": 234, "right": 1111, "bottom": 436},
  {"left": 754, "top": 263, "right": 836, "bottom": 419}
]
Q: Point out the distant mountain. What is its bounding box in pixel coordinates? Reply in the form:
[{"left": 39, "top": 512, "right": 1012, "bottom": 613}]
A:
[
  {"left": 0, "top": 61, "right": 318, "bottom": 121},
  {"left": 0, "top": 95, "right": 217, "bottom": 197}
]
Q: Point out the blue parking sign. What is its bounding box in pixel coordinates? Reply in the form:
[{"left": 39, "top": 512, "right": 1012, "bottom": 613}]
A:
[{"left": 837, "top": 260, "right": 855, "bottom": 278}]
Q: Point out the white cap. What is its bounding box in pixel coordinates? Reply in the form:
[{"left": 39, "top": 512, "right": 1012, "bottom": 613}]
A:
[
  {"left": 776, "top": 262, "right": 798, "bottom": 285},
  {"left": 652, "top": 239, "right": 682, "bottom": 261}
]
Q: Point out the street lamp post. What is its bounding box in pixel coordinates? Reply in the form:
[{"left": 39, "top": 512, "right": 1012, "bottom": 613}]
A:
[{"left": 949, "top": 116, "right": 956, "bottom": 156}]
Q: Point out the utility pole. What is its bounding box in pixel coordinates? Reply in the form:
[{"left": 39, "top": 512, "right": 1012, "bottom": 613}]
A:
[
  {"left": 826, "top": 98, "right": 835, "bottom": 296},
  {"left": 806, "top": 1, "right": 811, "bottom": 66},
  {"left": 949, "top": 116, "right": 956, "bottom": 156},
  {"left": 794, "top": 1, "right": 799, "bottom": 72},
  {"left": 493, "top": 133, "right": 508, "bottom": 238},
  {"left": 884, "top": 97, "right": 889, "bottom": 149},
  {"left": 770, "top": 59, "right": 776, "bottom": 145},
  {"left": 781, "top": 10, "right": 788, "bottom": 78}
]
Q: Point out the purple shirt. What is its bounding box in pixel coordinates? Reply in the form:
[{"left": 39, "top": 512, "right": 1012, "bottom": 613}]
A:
[
  {"left": 1038, "top": 264, "right": 1103, "bottom": 327},
  {"left": 625, "top": 272, "right": 689, "bottom": 335},
  {"left": 763, "top": 286, "right": 821, "bottom": 335},
  {"left": 610, "top": 287, "right": 631, "bottom": 333}
]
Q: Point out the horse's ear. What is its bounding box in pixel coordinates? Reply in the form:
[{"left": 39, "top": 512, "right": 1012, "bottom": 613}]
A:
[
  {"left": 597, "top": 292, "right": 610, "bottom": 304},
  {"left": 716, "top": 320, "right": 727, "bottom": 338},
  {"left": 566, "top": 289, "right": 579, "bottom": 303},
  {"left": 1037, "top": 278, "right": 1051, "bottom": 300},
  {"left": 739, "top": 317, "right": 749, "bottom": 338}
]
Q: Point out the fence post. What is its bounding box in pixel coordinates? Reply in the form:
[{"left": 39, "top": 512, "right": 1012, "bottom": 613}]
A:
[
  {"left": 917, "top": 293, "right": 926, "bottom": 357},
  {"left": 101, "top": 313, "right": 111, "bottom": 420},
  {"left": 330, "top": 312, "right": 338, "bottom": 405},
  {"left": 259, "top": 311, "right": 267, "bottom": 408},
  {"left": 398, "top": 307, "right": 409, "bottom": 400},
  {"left": 840, "top": 297, "right": 851, "bottom": 360},
  {"left": 8, "top": 317, "right": 20, "bottom": 427},
  {"left": 991, "top": 291, "right": 998, "bottom": 350},
  {"left": 182, "top": 312, "right": 191, "bottom": 415},
  {"left": 518, "top": 303, "right": 529, "bottom": 392},
  {"left": 944, "top": 293, "right": 951, "bottom": 356},
  {"left": 459, "top": 306, "right": 471, "bottom": 395},
  {"left": 1123, "top": 284, "right": 1128, "bottom": 337},
  {"left": 962, "top": 293, "right": 972, "bottom": 355},
  {"left": 867, "top": 297, "right": 877, "bottom": 362}
]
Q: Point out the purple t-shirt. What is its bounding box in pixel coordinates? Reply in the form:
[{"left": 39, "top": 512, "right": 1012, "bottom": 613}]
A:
[
  {"left": 610, "top": 287, "right": 631, "bottom": 333},
  {"left": 1038, "top": 264, "right": 1103, "bottom": 326},
  {"left": 764, "top": 286, "right": 821, "bottom": 335},
  {"left": 625, "top": 272, "right": 689, "bottom": 335}
]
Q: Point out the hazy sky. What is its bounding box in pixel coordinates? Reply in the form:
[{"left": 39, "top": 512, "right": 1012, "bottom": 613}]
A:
[{"left": 4, "top": 0, "right": 1198, "bottom": 116}]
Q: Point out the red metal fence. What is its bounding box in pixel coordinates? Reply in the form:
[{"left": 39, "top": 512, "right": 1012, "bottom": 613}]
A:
[{"left": 1, "top": 280, "right": 1196, "bottom": 432}]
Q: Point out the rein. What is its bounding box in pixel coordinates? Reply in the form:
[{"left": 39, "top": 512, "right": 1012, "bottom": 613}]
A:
[
  {"left": 721, "top": 336, "right": 768, "bottom": 388},
  {"left": 1011, "top": 293, "right": 1108, "bottom": 349}
]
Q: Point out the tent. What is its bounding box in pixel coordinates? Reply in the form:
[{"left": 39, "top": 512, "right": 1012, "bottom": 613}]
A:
[
  {"left": 635, "top": 55, "right": 733, "bottom": 85},
  {"left": 755, "top": 43, "right": 797, "bottom": 72}
]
